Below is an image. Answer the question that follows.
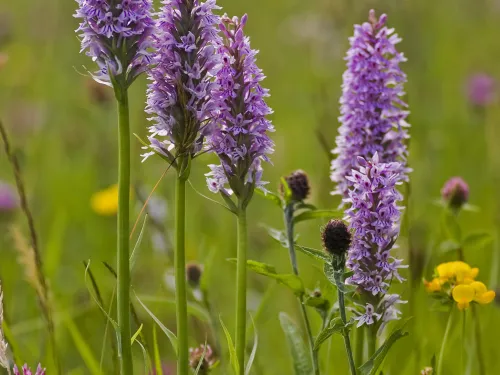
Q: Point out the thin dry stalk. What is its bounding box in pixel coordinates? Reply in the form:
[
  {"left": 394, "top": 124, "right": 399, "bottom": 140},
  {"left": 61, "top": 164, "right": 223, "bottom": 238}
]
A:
[{"left": 0, "top": 120, "right": 59, "bottom": 373}]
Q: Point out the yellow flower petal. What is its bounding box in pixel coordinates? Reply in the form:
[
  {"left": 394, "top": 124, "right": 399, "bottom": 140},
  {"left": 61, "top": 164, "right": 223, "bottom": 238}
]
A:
[
  {"left": 452, "top": 284, "right": 475, "bottom": 305},
  {"left": 470, "top": 281, "right": 487, "bottom": 295},
  {"left": 457, "top": 301, "right": 470, "bottom": 310},
  {"left": 475, "top": 290, "right": 496, "bottom": 305},
  {"left": 424, "top": 278, "right": 442, "bottom": 293}
]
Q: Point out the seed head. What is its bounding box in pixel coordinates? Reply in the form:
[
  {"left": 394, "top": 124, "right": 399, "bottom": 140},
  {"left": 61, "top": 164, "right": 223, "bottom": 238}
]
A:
[
  {"left": 441, "top": 177, "right": 469, "bottom": 211},
  {"left": 282, "top": 170, "right": 310, "bottom": 202},
  {"left": 186, "top": 263, "right": 203, "bottom": 288},
  {"left": 321, "top": 219, "right": 351, "bottom": 257}
]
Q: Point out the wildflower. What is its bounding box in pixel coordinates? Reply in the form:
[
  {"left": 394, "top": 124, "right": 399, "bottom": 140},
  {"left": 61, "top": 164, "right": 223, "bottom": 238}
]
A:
[
  {"left": 188, "top": 344, "right": 216, "bottom": 374},
  {"left": 91, "top": 184, "right": 119, "bottom": 216},
  {"left": 0, "top": 182, "right": 17, "bottom": 212},
  {"left": 281, "top": 170, "right": 310, "bottom": 202},
  {"left": 426, "top": 261, "right": 495, "bottom": 310},
  {"left": 321, "top": 219, "right": 351, "bottom": 258},
  {"left": 144, "top": 0, "right": 221, "bottom": 163},
  {"left": 331, "top": 9, "right": 410, "bottom": 198},
  {"left": 74, "top": 0, "right": 153, "bottom": 86},
  {"left": 13, "top": 364, "right": 46, "bottom": 375},
  {"left": 353, "top": 303, "right": 381, "bottom": 327},
  {"left": 344, "top": 154, "right": 407, "bottom": 329},
  {"left": 466, "top": 73, "right": 496, "bottom": 107},
  {"left": 441, "top": 177, "right": 469, "bottom": 212},
  {"left": 452, "top": 281, "right": 495, "bottom": 310},
  {"left": 206, "top": 14, "right": 275, "bottom": 200},
  {"left": 420, "top": 367, "right": 433, "bottom": 375}
]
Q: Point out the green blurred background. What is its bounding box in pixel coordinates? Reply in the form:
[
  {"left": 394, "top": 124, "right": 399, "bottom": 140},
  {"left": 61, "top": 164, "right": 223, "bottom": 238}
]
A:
[{"left": 0, "top": 0, "right": 499, "bottom": 374}]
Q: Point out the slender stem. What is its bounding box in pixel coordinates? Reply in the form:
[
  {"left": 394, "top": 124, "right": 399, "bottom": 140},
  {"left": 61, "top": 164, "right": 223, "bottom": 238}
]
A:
[
  {"left": 471, "top": 305, "right": 486, "bottom": 375},
  {"left": 117, "top": 94, "right": 133, "bottom": 375},
  {"left": 202, "top": 291, "right": 224, "bottom": 368},
  {"left": 367, "top": 324, "right": 377, "bottom": 358},
  {"left": 235, "top": 207, "right": 248, "bottom": 375},
  {"left": 354, "top": 324, "right": 364, "bottom": 366},
  {"left": 284, "top": 205, "right": 319, "bottom": 375},
  {"left": 437, "top": 308, "right": 454, "bottom": 375},
  {"left": 337, "top": 282, "right": 356, "bottom": 375},
  {"left": 175, "top": 174, "right": 189, "bottom": 375}
]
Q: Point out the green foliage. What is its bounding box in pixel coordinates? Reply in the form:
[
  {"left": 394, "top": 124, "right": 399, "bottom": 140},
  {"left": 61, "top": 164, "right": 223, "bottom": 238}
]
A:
[
  {"left": 220, "top": 317, "right": 240, "bottom": 375},
  {"left": 229, "top": 259, "right": 304, "bottom": 296},
  {"left": 358, "top": 325, "right": 409, "bottom": 375},
  {"left": 279, "top": 312, "right": 313, "bottom": 375},
  {"left": 313, "top": 317, "right": 351, "bottom": 351}
]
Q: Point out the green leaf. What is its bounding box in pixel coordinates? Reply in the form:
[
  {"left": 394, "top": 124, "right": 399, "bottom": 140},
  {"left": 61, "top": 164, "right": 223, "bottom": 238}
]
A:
[
  {"left": 130, "top": 324, "right": 143, "bottom": 345},
  {"left": 463, "top": 232, "right": 493, "bottom": 251},
  {"left": 358, "top": 325, "right": 409, "bottom": 375},
  {"left": 443, "top": 211, "right": 461, "bottom": 242},
  {"left": 280, "top": 177, "right": 293, "bottom": 204},
  {"left": 130, "top": 214, "right": 148, "bottom": 270},
  {"left": 254, "top": 187, "right": 283, "bottom": 208},
  {"left": 295, "top": 245, "right": 331, "bottom": 263},
  {"left": 293, "top": 209, "right": 342, "bottom": 224},
  {"left": 64, "top": 313, "right": 102, "bottom": 375},
  {"left": 135, "top": 293, "right": 178, "bottom": 355},
  {"left": 313, "top": 317, "right": 350, "bottom": 351},
  {"left": 152, "top": 326, "right": 163, "bottom": 375},
  {"left": 228, "top": 259, "right": 304, "bottom": 295},
  {"left": 220, "top": 317, "right": 240, "bottom": 375},
  {"left": 263, "top": 225, "right": 288, "bottom": 248},
  {"left": 323, "top": 263, "right": 354, "bottom": 293},
  {"left": 279, "top": 312, "right": 313, "bottom": 375},
  {"left": 245, "top": 316, "right": 258, "bottom": 375}
]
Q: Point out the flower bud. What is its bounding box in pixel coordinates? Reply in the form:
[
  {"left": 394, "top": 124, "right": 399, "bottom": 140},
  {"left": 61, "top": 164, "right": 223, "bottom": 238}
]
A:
[
  {"left": 281, "top": 170, "right": 310, "bottom": 202},
  {"left": 189, "top": 344, "right": 215, "bottom": 374},
  {"left": 321, "top": 219, "right": 351, "bottom": 257},
  {"left": 0, "top": 182, "right": 18, "bottom": 213},
  {"left": 186, "top": 263, "right": 203, "bottom": 288},
  {"left": 441, "top": 177, "right": 469, "bottom": 211}
]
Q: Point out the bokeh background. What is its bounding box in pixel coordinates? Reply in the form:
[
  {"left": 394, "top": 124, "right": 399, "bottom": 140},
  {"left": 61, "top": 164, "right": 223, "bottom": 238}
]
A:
[{"left": 0, "top": 0, "right": 499, "bottom": 374}]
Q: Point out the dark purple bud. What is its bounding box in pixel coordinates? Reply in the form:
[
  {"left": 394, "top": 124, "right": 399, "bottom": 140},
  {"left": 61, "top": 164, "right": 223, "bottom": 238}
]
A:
[
  {"left": 441, "top": 177, "right": 469, "bottom": 211},
  {"left": 282, "top": 170, "right": 310, "bottom": 202},
  {"left": 186, "top": 263, "right": 203, "bottom": 288},
  {"left": 321, "top": 219, "right": 351, "bottom": 257}
]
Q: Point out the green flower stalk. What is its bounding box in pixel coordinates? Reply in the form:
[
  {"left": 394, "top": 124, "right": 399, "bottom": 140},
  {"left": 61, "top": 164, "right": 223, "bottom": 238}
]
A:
[
  {"left": 322, "top": 220, "right": 357, "bottom": 375},
  {"left": 143, "top": 1, "right": 222, "bottom": 373},
  {"left": 75, "top": 0, "right": 154, "bottom": 372},
  {"left": 281, "top": 171, "right": 319, "bottom": 375},
  {"left": 205, "top": 14, "right": 275, "bottom": 374}
]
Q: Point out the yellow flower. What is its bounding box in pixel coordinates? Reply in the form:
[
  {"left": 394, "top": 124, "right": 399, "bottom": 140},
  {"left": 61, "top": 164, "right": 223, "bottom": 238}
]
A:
[
  {"left": 91, "top": 184, "right": 119, "bottom": 216},
  {"left": 436, "top": 261, "right": 478, "bottom": 285},
  {"left": 452, "top": 284, "right": 475, "bottom": 310},
  {"left": 470, "top": 281, "right": 496, "bottom": 305},
  {"left": 424, "top": 278, "right": 442, "bottom": 293}
]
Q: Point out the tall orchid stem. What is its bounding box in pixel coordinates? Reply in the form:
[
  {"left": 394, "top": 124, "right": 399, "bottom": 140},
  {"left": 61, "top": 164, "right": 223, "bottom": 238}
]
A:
[
  {"left": 335, "top": 268, "right": 356, "bottom": 375},
  {"left": 471, "top": 305, "right": 486, "bottom": 375},
  {"left": 175, "top": 168, "right": 189, "bottom": 375},
  {"left": 117, "top": 92, "right": 133, "bottom": 375},
  {"left": 367, "top": 324, "right": 377, "bottom": 358},
  {"left": 284, "top": 204, "right": 319, "bottom": 375},
  {"left": 354, "top": 324, "right": 365, "bottom": 366},
  {"left": 235, "top": 205, "right": 248, "bottom": 375},
  {"left": 438, "top": 307, "right": 454, "bottom": 375}
]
